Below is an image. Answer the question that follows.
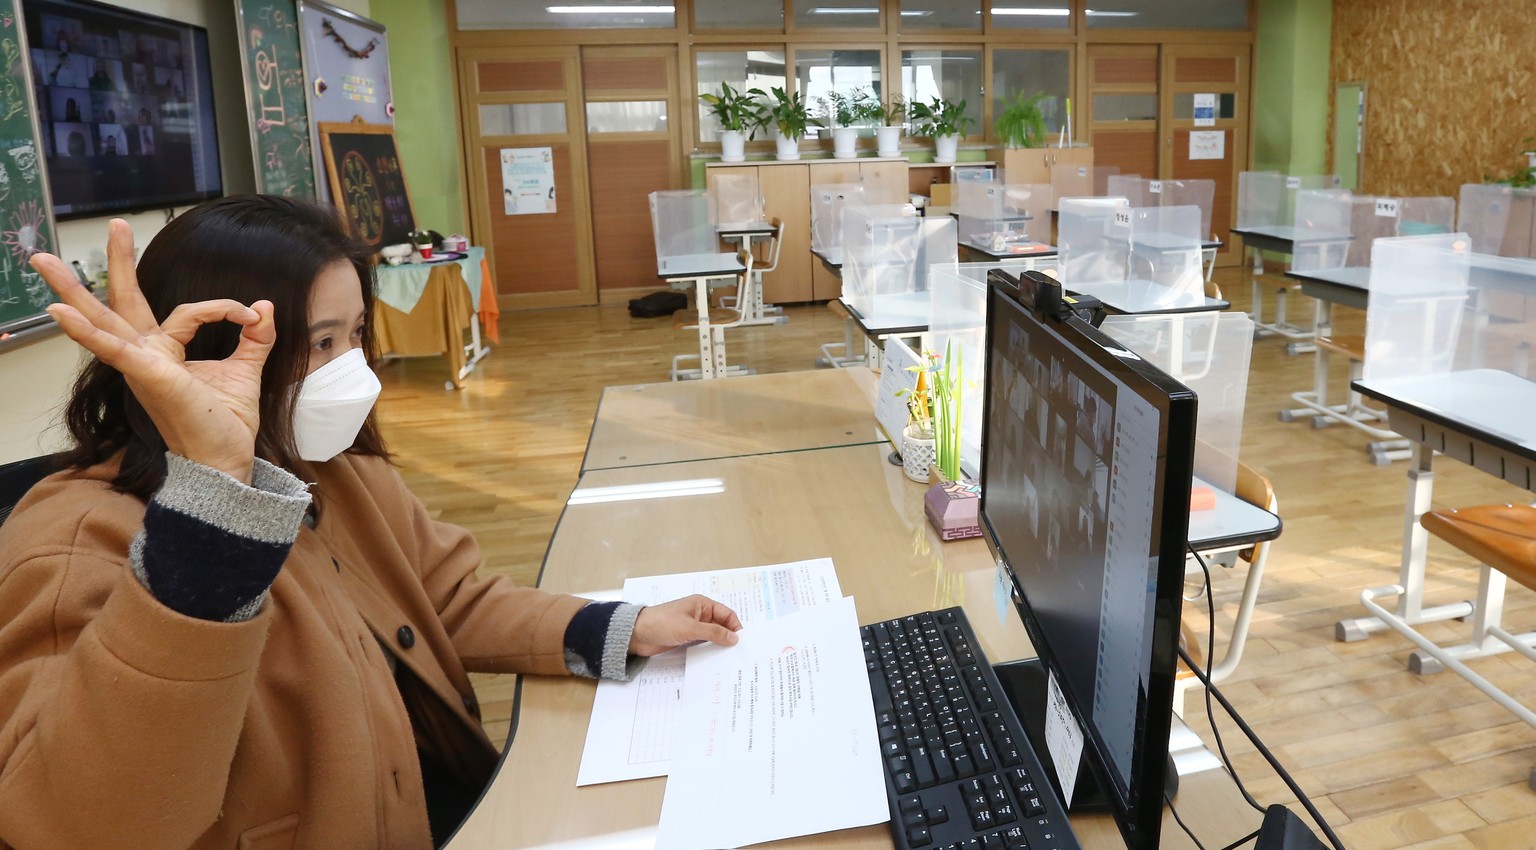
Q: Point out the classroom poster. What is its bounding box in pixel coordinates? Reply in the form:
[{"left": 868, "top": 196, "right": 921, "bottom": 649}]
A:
[
  {"left": 500, "top": 146, "right": 555, "bottom": 215},
  {"left": 1193, "top": 93, "right": 1216, "bottom": 127},
  {"left": 1189, "top": 130, "right": 1224, "bottom": 161}
]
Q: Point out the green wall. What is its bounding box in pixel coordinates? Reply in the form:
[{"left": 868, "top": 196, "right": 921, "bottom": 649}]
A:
[
  {"left": 1253, "top": 0, "right": 1331, "bottom": 175},
  {"left": 372, "top": 0, "right": 464, "bottom": 235}
]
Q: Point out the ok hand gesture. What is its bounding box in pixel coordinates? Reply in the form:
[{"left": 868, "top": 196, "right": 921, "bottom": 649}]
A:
[{"left": 31, "top": 219, "right": 275, "bottom": 483}]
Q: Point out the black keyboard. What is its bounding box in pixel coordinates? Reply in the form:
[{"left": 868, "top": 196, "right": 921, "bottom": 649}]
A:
[{"left": 862, "top": 607, "right": 1080, "bottom": 850}]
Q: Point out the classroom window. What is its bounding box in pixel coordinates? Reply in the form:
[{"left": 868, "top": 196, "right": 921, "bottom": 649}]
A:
[
  {"left": 901, "top": 49, "right": 982, "bottom": 137},
  {"left": 1092, "top": 93, "right": 1156, "bottom": 122},
  {"left": 989, "top": 3, "right": 1070, "bottom": 30},
  {"left": 696, "top": 49, "right": 787, "bottom": 142},
  {"left": 480, "top": 103, "right": 568, "bottom": 135},
  {"left": 586, "top": 101, "right": 668, "bottom": 133},
  {"left": 694, "top": 0, "right": 783, "bottom": 30},
  {"left": 456, "top": 0, "right": 675, "bottom": 29},
  {"left": 794, "top": 49, "right": 882, "bottom": 140},
  {"left": 992, "top": 49, "right": 1071, "bottom": 136},
  {"left": 1084, "top": 0, "right": 1246, "bottom": 30},
  {"left": 793, "top": 1, "right": 881, "bottom": 30},
  {"left": 900, "top": 0, "right": 981, "bottom": 32}
]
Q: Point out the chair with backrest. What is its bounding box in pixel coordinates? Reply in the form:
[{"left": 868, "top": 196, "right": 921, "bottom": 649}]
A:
[
  {"left": 0, "top": 454, "right": 59, "bottom": 528},
  {"left": 718, "top": 217, "right": 784, "bottom": 324},
  {"left": 670, "top": 248, "right": 754, "bottom": 380}
]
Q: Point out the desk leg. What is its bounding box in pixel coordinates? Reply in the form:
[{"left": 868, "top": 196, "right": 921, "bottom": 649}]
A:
[
  {"left": 1203, "top": 246, "right": 1217, "bottom": 283},
  {"left": 695, "top": 277, "right": 717, "bottom": 380},
  {"left": 1336, "top": 443, "right": 1474, "bottom": 642}
]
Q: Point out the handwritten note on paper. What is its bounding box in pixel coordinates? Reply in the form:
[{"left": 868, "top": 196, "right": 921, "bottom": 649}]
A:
[
  {"left": 1189, "top": 130, "right": 1225, "bottom": 161},
  {"left": 576, "top": 559, "right": 843, "bottom": 786},
  {"left": 655, "top": 597, "right": 888, "bottom": 850}
]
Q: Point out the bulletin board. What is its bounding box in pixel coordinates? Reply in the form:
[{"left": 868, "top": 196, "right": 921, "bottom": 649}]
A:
[
  {"left": 0, "top": 0, "right": 61, "bottom": 338},
  {"left": 233, "top": 0, "right": 316, "bottom": 198},
  {"left": 317, "top": 120, "right": 414, "bottom": 249},
  {"left": 296, "top": 0, "right": 391, "bottom": 205}
]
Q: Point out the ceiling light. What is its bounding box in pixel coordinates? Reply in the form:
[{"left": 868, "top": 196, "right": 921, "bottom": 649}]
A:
[
  {"left": 1085, "top": 9, "right": 1139, "bottom": 15},
  {"left": 808, "top": 7, "right": 879, "bottom": 13},
  {"left": 990, "top": 7, "right": 1069, "bottom": 15},
  {"left": 546, "top": 5, "right": 674, "bottom": 13}
]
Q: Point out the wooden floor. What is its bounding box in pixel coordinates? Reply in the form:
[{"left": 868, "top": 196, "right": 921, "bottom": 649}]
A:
[{"left": 373, "top": 267, "right": 1536, "bottom": 850}]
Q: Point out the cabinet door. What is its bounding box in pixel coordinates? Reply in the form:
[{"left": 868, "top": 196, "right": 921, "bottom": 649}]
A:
[
  {"left": 706, "top": 166, "right": 761, "bottom": 231},
  {"left": 808, "top": 162, "right": 864, "bottom": 186},
  {"left": 860, "top": 161, "right": 909, "bottom": 204},
  {"left": 758, "top": 165, "right": 812, "bottom": 303}
]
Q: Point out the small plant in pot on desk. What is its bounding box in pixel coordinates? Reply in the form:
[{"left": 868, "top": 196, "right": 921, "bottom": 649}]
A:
[
  {"left": 409, "top": 230, "right": 434, "bottom": 260},
  {"left": 699, "top": 82, "right": 765, "bottom": 163},
  {"left": 898, "top": 344, "right": 981, "bottom": 539}
]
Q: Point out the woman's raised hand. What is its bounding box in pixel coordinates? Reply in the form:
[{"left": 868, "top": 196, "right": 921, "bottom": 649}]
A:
[{"left": 31, "top": 219, "right": 275, "bottom": 483}]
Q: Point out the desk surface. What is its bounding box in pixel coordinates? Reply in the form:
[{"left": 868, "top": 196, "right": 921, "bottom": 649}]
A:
[
  {"left": 959, "top": 239, "right": 1059, "bottom": 261},
  {"left": 1354, "top": 369, "right": 1536, "bottom": 460},
  {"left": 1065, "top": 280, "right": 1229, "bottom": 315},
  {"left": 657, "top": 252, "right": 745, "bottom": 279},
  {"left": 718, "top": 221, "right": 776, "bottom": 236},
  {"left": 583, "top": 368, "right": 884, "bottom": 471},
  {"left": 448, "top": 442, "right": 1265, "bottom": 850},
  {"left": 843, "top": 291, "right": 932, "bottom": 335},
  {"left": 1231, "top": 225, "right": 1351, "bottom": 254}
]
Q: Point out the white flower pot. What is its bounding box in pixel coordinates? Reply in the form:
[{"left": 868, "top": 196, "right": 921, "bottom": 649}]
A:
[
  {"left": 774, "top": 131, "right": 801, "bottom": 161},
  {"left": 876, "top": 125, "right": 903, "bottom": 158},
  {"left": 902, "top": 426, "right": 937, "bottom": 484},
  {"left": 719, "top": 129, "right": 746, "bottom": 162},
  {"left": 1526, "top": 151, "right": 1536, "bottom": 169},
  {"left": 933, "top": 133, "right": 960, "bottom": 164},
  {"left": 831, "top": 126, "right": 859, "bottom": 159}
]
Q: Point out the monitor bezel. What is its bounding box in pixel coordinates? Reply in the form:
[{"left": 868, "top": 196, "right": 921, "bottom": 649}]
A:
[
  {"left": 24, "top": 0, "right": 224, "bottom": 220},
  {"left": 978, "top": 273, "right": 1197, "bottom": 850}
]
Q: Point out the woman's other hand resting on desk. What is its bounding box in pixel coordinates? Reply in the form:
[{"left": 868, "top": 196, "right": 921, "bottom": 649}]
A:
[{"left": 631, "top": 594, "right": 743, "bottom": 656}]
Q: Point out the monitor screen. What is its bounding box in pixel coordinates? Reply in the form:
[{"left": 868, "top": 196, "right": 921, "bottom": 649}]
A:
[
  {"left": 24, "top": 0, "right": 222, "bottom": 219},
  {"left": 979, "top": 271, "right": 1196, "bottom": 849}
]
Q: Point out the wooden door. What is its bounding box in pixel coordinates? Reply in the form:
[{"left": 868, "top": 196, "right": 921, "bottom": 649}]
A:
[
  {"left": 459, "top": 46, "right": 596, "bottom": 309},
  {"left": 1085, "top": 45, "right": 1159, "bottom": 184},
  {"left": 1160, "top": 44, "right": 1250, "bottom": 260},
  {"left": 582, "top": 46, "right": 683, "bottom": 298}
]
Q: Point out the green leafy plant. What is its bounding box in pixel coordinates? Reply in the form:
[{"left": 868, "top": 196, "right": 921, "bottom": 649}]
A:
[
  {"left": 820, "top": 91, "right": 859, "bottom": 128},
  {"left": 851, "top": 89, "right": 889, "bottom": 126},
  {"left": 751, "top": 86, "right": 822, "bottom": 141},
  {"left": 698, "top": 82, "right": 765, "bottom": 138},
  {"left": 908, "top": 97, "right": 974, "bottom": 138},
  {"left": 995, "top": 90, "right": 1049, "bottom": 149},
  {"left": 877, "top": 94, "right": 908, "bottom": 127},
  {"left": 897, "top": 342, "right": 963, "bottom": 482},
  {"left": 408, "top": 229, "right": 432, "bottom": 247},
  {"left": 1484, "top": 139, "right": 1536, "bottom": 188}
]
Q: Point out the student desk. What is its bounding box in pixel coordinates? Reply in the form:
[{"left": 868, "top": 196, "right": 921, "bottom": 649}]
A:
[
  {"left": 957, "top": 239, "right": 1060, "bottom": 270},
  {"left": 717, "top": 222, "right": 785, "bottom": 327},
  {"left": 1230, "top": 225, "right": 1353, "bottom": 350},
  {"left": 1338, "top": 370, "right": 1536, "bottom": 668},
  {"left": 582, "top": 367, "right": 884, "bottom": 471},
  {"left": 447, "top": 441, "right": 1266, "bottom": 850}
]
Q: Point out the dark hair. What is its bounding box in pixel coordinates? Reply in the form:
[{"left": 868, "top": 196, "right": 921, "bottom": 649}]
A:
[{"left": 60, "top": 194, "right": 388, "bottom": 500}]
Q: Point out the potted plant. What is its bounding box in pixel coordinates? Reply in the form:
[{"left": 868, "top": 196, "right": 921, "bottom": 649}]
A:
[
  {"left": 1523, "top": 136, "right": 1536, "bottom": 170},
  {"left": 897, "top": 344, "right": 962, "bottom": 484},
  {"left": 409, "top": 229, "right": 434, "bottom": 260},
  {"left": 872, "top": 94, "right": 907, "bottom": 158},
  {"left": 996, "top": 90, "right": 1050, "bottom": 150},
  {"left": 752, "top": 86, "right": 819, "bottom": 161},
  {"left": 909, "top": 97, "right": 973, "bottom": 164},
  {"left": 698, "top": 82, "right": 763, "bottom": 163},
  {"left": 820, "top": 90, "right": 863, "bottom": 160}
]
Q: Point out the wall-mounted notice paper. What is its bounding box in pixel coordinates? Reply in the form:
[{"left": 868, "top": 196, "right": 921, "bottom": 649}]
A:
[
  {"left": 500, "top": 146, "right": 556, "bottom": 215},
  {"left": 1189, "top": 131, "right": 1225, "bottom": 161},
  {"left": 655, "top": 596, "right": 888, "bottom": 850},
  {"left": 1193, "top": 93, "right": 1216, "bottom": 127},
  {"left": 576, "top": 558, "right": 843, "bottom": 786}
]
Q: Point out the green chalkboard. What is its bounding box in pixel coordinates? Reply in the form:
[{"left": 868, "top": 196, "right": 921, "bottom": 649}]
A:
[
  {"left": 235, "top": 0, "right": 316, "bottom": 199},
  {"left": 0, "top": 0, "right": 59, "bottom": 335},
  {"left": 318, "top": 121, "right": 414, "bottom": 250}
]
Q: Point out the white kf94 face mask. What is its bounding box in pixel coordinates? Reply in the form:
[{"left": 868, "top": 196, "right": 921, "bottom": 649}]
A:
[{"left": 292, "top": 347, "right": 381, "bottom": 462}]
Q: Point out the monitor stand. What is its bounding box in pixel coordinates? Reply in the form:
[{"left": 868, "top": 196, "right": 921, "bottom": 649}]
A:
[{"left": 992, "top": 658, "right": 1179, "bottom": 814}]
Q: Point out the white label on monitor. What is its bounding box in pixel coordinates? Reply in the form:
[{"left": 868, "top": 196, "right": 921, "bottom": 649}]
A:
[
  {"left": 1375, "top": 198, "right": 1400, "bottom": 218},
  {"left": 1148, "top": 180, "right": 1163, "bottom": 194},
  {"left": 1285, "top": 176, "right": 1302, "bottom": 189},
  {"left": 994, "top": 559, "right": 1012, "bottom": 626},
  {"left": 1045, "top": 672, "right": 1084, "bottom": 808}
]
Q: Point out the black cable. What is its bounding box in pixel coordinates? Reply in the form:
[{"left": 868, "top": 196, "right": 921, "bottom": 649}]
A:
[
  {"left": 1177, "top": 547, "right": 1348, "bottom": 850},
  {"left": 1187, "top": 545, "right": 1267, "bottom": 815},
  {"left": 1218, "top": 828, "right": 1262, "bottom": 850},
  {"left": 1164, "top": 790, "right": 1209, "bottom": 850}
]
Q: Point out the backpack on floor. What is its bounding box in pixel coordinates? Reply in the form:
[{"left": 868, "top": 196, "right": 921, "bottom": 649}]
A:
[{"left": 628, "top": 290, "right": 688, "bottom": 318}]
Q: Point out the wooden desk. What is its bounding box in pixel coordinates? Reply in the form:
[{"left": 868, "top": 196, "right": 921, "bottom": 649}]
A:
[
  {"left": 583, "top": 368, "right": 884, "bottom": 471},
  {"left": 373, "top": 249, "right": 497, "bottom": 390},
  {"left": 449, "top": 440, "right": 1266, "bottom": 850}
]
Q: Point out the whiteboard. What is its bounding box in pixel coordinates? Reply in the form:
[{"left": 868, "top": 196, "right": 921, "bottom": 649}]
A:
[{"left": 296, "top": 0, "right": 392, "bottom": 204}]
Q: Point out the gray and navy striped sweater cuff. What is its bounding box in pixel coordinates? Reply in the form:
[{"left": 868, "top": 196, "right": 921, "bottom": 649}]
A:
[
  {"left": 128, "top": 454, "right": 312, "bottom": 623},
  {"left": 564, "top": 601, "right": 647, "bottom": 681}
]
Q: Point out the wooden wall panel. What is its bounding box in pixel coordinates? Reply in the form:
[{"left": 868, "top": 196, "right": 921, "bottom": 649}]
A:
[
  {"left": 582, "top": 56, "right": 669, "bottom": 92},
  {"left": 758, "top": 165, "right": 812, "bottom": 303},
  {"left": 1093, "top": 56, "right": 1157, "bottom": 86},
  {"left": 483, "top": 145, "right": 580, "bottom": 294},
  {"left": 478, "top": 60, "right": 566, "bottom": 93},
  {"left": 1094, "top": 129, "right": 1158, "bottom": 183},
  {"left": 1332, "top": 0, "right": 1536, "bottom": 198},
  {"left": 589, "top": 140, "right": 672, "bottom": 291},
  {"left": 1174, "top": 57, "right": 1236, "bottom": 84}
]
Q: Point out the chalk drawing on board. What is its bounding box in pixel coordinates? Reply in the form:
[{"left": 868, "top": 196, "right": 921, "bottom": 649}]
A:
[
  {"left": 339, "top": 150, "right": 384, "bottom": 244},
  {"left": 8, "top": 141, "right": 35, "bottom": 182}
]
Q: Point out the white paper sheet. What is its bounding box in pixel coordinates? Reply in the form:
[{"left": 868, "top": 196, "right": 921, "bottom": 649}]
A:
[
  {"left": 576, "top": 559, "right": 842, "bottom": 786},
  {"left": 655, "top": 596, "right": 888, "bottom": 850}
]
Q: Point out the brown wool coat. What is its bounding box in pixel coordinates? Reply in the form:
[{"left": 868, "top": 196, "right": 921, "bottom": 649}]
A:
[{"left": 0, "top": 453, "right": 590, "bottom": 850}]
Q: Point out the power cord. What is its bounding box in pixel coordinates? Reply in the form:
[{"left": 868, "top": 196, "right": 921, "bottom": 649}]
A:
[
  {"left": 1164, "top": 790, "right": 1209, "bottom": 850},
  {"left": 1183, "top": 545, "right": 1348, "bottom": 850}
]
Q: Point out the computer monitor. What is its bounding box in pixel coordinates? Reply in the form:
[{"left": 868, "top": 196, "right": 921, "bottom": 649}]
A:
[{"left": 979, "top": 269, "right": 1197, "bottom": 850}]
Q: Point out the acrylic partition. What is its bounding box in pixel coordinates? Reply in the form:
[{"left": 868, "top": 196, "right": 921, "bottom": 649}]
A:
[
  {"left": 1291, "top": 191, "right": 1459, "bottom": 271},
  {"left": 927, "top": 260, "right": 1050, "bottom": 478},
  {"left": 1050, "top": 163, "right": 1120, "bottom": 203},
  {"left": 841, "top": 204, "right": 957, "bottom": 322},
  {"left": 1105, "top": 174, "right": 1153, "bottom": 207},
  {"left": 1106, "top": 176, "right": 1217, "bottom": 240},
  {"left": 1236, "top": 171, "right": 1341, "bottom": 229},
  {"left": 1099, "top": 311, "right": 1255, "bottom": 495},
  {"left": 1361, "top": 233, "right": 1477, "bottom": 383},
  {"left": 1289, "top": 189, "right": 1355, "bottom": 271},
  {"left": 1056, "top": 196, "right": 1131, "bottom": 286},
  {"left": 648, "top": 189, "right": 717, "bottom": 261},
  {"left": 1126, "top": 205, "right": 1205, "bottom": 299},
  {"left": 712, "top": 173, "right": 764, "bottom": 228},
  {"left": 957, "top": 182, "right": 1053, "bottom": 254},
  {"left": 1457, "top": 183, "right": 1536, "bottom": 258},
  {"left": 811, "top": 183, "right": 865, "bottom": 257}
]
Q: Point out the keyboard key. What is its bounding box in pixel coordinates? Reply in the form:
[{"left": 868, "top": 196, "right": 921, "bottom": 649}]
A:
[
  {"left": 907, "top": 827, "right": 932, "bottom": 847},
  {"left": 994, "top": 802, "right": 1018, "bottom": 825},
  {"left": 982, "top": 832, "right": 1004, "bottom": 850},
  {"left": 965, "top": 790, "right": 989, "bottom": 814},
  {"left": 937, "top": 610, "right": 958, "bottom": 624},
  {"left": 879, "top": 723, "right": 900, "bottom": 743},
  {"left": 1022, "top": 795, "right": 1045, "bottom": 817},
  {"left": 887, "top": 753, "right": 912, "bottom": 774},
  {"left": 884, "top": 741, "right": 904, "bottom": 758},
  {"left": 903, "top": 808, "right": 928, "bottom": 828},
  {"left": 958, "top": 838, "right": 982, "bottom": 850},
  {"left": 932, "top": 747, "right": 957, "bottom": 783},
  {"left": 953, "top": 752, "right": 976, "bottom": 778},
  {"left": 894, "top": 770, "right": 917, "bottom": 794},
  {"left": 974, "top": 741, "right": 997, "bottom": 773},
  {"left": 1001, "top": 826, "right": 1030, "bottom": 850},
  {"left": 971, "top": 808, "right": 997, "bottom": 831},
  {"left": 911, "top": 746, "right": 936, "bottom": 787},
  {"left": 899, "top": 795, "right": 923, "bottom": 814},
  {"left": 928, "top": 804, "right": 949, "bottom": 825}
]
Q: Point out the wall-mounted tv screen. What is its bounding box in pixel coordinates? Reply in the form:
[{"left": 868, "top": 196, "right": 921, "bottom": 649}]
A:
[{"left": 24, "top": 0, "right": 222, "bottom": 219}]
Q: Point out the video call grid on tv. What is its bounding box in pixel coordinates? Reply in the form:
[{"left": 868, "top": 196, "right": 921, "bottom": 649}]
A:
[{"left": 30, "top": 11, "right": 191, "bottom": 160}]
